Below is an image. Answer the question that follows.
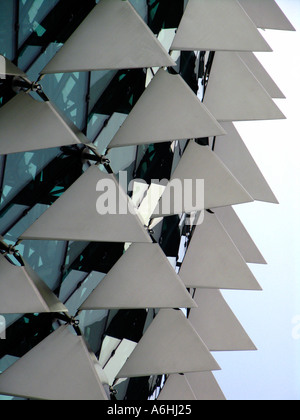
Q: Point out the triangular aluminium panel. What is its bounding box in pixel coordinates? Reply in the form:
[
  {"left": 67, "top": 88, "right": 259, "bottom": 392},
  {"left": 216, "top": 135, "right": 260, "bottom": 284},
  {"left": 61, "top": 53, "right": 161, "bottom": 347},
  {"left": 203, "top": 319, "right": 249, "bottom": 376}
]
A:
[
  {"left": 204, "top": 52, "right": 286, "bottom": 121},
  {"left": 117, "top": 309, "right": 220, "bottom": 378},
  {"left": 153, "top": 142, "right": 253, "bottom": 217},
  {"left": 213, "top": 122, "right": 279, "bottom": 203},
  {"left": 171, "top": 0, "right": 272, "bottom": 52},
  {"left": 0, "top": 55, "right": 27, "bottom": 78},
  {"left": 108, "top": 69, "right": 225, "bottom": 149},
  {"left": 41, "top": 0, "right": 175, "bottom": 74},
  {"left": 20, "top": 165, "right": 152, "bottom": 244},
  {"left": 185, "top": 372, "right": 226, "bottom": 401},
  {"left": 0, "top": 92, "right": 89, "bottom": 155},
  {"left": 158, "top": 374, "right": 197, "bottom": 401},
  {"left": 0, "top": 326, "right": 109, "bottom": 400},
  {"left": 179, "top": 212, "right": 262, "bottom": 290},
  {"left": 80, "top": 243, "right": 196, "bottom": 310},
  {"left": 189, "top": 289, "right": 257, "bottom": 351},
  {"left": 214, "top": 206, "right": 267, "bottom": 265},
  {"left": 238, "top": 0, "right": 296, "bottom": 31},
  {"left": 0, "top": 255, "right": 68, "bottom": 314},
  {"left": 238, "top": 52, "right": 285, "bottom": 99}
]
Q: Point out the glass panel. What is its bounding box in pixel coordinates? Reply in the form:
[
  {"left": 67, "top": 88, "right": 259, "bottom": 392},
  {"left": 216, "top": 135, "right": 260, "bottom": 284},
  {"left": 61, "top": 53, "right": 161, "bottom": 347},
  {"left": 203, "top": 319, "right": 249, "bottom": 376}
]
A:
[
  {"left": 129, "top": 0, "right": 148, "bottom": 21},
  {"left": 0, "top": 148, "right": 60, "bottom": 211},
  {"left": 148, "top": 0, "right": 184, "bottom": 34},
  {"left": 0, "top": 0, "right": 16, "bottom": 60},
  {"left": 91, "top": 69, "right": 146, "bottom": 116},
  {"left": 4, "top": 203, "right": 66, "bottom": 290},
  {"left": 19, "top": 0, "right": 60, "bottom": 47},
  {"left": 42, "top": 71, "right": 89, "bottom": 131}
]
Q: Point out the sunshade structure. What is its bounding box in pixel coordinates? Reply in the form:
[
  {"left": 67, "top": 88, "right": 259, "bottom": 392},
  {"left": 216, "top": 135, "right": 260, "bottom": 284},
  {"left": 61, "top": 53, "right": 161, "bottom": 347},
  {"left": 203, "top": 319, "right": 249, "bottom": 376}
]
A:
[
  {"left": 20, "top": 165, "right": 151, "bottom": 244},
  {"left": 204, "top": 52, "right": 286, "bottom": 121},
  {"left": 0, "top": 55, "right": 27, "bottom": 78},
  {"left": 185, "top": 372, "right": 226, "bottom": 401},
  {"left": 0, "top": 92, "right": 89, "bottom": 155},
  {"left": 0, "top": 326, "right": 109, "bottom": 400},
  {"left": 179, "top": 212, "right": 262, "bottom": 290},
  {"left": 238, "top": 52, "right": 285, "bottom": 99},
  {"left": 171, "top": 0, "right": 272, "bottom": 52},
  {"left": 214, "top": 206, "right": 267, "bottom": 265},
  {"left": 80, "top": 243, "right": 196, "bottom": 310},
  {"left": 238, "top": 0, "right": 296, "bottom": 31},
  {"left": 117, "top": 309, "right": 221, "bottom": 379},
  {"left": 213, "top": 122, "right": 279, "bottom": 203},
  {"left": 157, "top": 374, "right": 197, "bottom": 401},
  {"left": 0, "top": 0, "right": 293, "bottom": 403},
  {"left": 41, "top": 0, "right": 175, "bottom": 74},
  {"left": 153, "top": 141, "right": 253, "bottom": 217},
  {"left": 189, "top": 289, "right": 257, "bottom": 351},
  {"left": 0, "top": 254, "right": 67, "bottom": 315},
  {"left": 107, "top": 69, "right": 225, "bottom": 149}
]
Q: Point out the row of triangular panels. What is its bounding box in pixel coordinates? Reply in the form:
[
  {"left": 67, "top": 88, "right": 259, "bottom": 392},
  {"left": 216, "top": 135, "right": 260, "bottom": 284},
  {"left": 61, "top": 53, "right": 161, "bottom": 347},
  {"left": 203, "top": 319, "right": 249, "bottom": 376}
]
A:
[
  {"left": 18, "top": 155, "right": 254, "bottom": 242},
  {"left": 0, "top": 62, "right": 284, "bottom": 156},
  {"left": 0, "top": 326, "right": 109, "bottom": 401},
  {"left": 39, "top": 0, "right": 295, "bottom": 75},
  {"left": 158, "top": 373, "right": 226, "bottom": 401},
  {"left": 0, "top": 308, "right": 239, "bottom": 400}
]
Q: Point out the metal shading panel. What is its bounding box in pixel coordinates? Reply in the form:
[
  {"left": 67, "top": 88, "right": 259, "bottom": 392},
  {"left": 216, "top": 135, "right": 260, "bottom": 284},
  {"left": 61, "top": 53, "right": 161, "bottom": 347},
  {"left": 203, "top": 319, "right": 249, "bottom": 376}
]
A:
[
  {"left": 238, "top": 0, "right": 296, "bottom": 31},
  {"left": 179, "top": 212, "right": 262, "bottom": 290},
  {"left": 80, "top": 243, "right": 196, "bottom": 310},
  {"left": 171, "top": 0, "right": 272, "bottom": 52},
  {"left": 117, "top": 309, "right": 221, "bottom": 379},
  {"left": 0, "top": 326, "right": 109, "bottom": 400},
  {"left": 41, "top": 0, "right": 175, "bottom": 74},
  {"left": 20, "top": 165, "right": 152, "bottom": 244},
  {"left": 108, "top": 69, "right": 225, "bottom": 149},
  {"left": 204, "top": 52, "right": 286, "bottom": 122},
  {"left": 153, "top": 141, "right": 253, "bottom": 217},
  {"left": 0, "top": 254, "right": 67, "bottom": 315},
  {"left": 0, "top": 92, "right": 89, "bottom": 155}
]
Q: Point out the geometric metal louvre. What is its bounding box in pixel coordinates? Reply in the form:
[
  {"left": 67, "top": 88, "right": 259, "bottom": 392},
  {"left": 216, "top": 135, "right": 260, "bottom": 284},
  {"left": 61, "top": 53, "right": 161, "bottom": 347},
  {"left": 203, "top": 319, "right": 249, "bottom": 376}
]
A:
[{"left": 0, "top": 0, "right": 291, "bottom": 402}]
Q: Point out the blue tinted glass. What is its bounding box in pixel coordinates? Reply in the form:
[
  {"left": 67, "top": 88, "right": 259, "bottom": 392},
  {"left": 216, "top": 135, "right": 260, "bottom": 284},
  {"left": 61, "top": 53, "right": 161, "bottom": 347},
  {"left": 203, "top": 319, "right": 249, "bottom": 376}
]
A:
[
  {"left": 0, "top": 0, "right": 16, "bottom": 59},
  {"left": 0, "top": 148, "right": 60, "bottom": 211},
  {"left": 19, "top": 0, "right": 60, "bottom": 47}
]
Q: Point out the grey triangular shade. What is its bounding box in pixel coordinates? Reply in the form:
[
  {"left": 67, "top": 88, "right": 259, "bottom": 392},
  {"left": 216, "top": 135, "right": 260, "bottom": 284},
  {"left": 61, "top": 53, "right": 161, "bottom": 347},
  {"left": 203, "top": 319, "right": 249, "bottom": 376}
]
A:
[
  {"left": 214, "top": 122, "right": 279, "bottom": 203},
  {"left": 179, "top": 212, "right": 262, "bottom": 290},
  {"left": 238, "top": 0, "right": 296, "bottom": 31},
  {"left": 117, "top": 309, "right": 220, "bottom": 378},
  {"left": 204, "top": 52, "right": 286, "bottom": 121},
  {"left": 41, "top": 0, "right": 175, "bottom": 74},
  {"left": 238, "top": 52, "right": 285, "bottom": 99},
  {"left": 0, "top": 55, "right": 27, "bottom": 78},
  {"left": 171, "top": 0, "right": 272, "bottom": 52},
  {"left": 80, "top": 243, "right": 196, "bottom": 310},
  {"left": 185, "top": 372, "right": 226, "bottom": 401},
  {"left": 0, "top": 255, "right": 68, "bottom": 314},
  {"left": 0, "top": 92, "right": 89, "bottom": 155},
  {"left": 158, "top": 375, "right": 197, "bottom": 401},
  {"left": 153, "top": 142, "right": 253, "bottom": 217},
  {"left": 189, "top": 289, "right": 257, "bottom": 351},
  {"left": 20, "top": 165, "right": 152, "bottom": 244},
  {"left": 214, "top": 206, "right": 267, "bottom": 265},
  {"left": 108, "top": 70, "right": 225, "bottom": 149},
  {"left": 0, "top": 326, "right": 109, "bottom": 400}
]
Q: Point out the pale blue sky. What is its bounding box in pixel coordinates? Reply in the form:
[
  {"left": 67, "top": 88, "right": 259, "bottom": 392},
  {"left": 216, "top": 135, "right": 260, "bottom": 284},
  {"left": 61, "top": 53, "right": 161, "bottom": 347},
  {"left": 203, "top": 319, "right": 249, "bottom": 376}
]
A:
[{"left": 213, "top": 0, "right": 300, "bottom": 401}]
